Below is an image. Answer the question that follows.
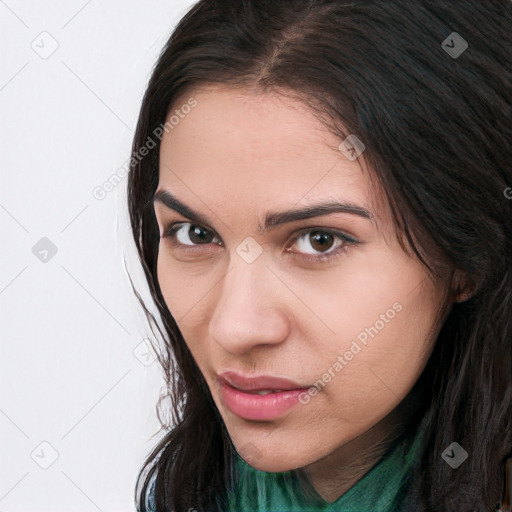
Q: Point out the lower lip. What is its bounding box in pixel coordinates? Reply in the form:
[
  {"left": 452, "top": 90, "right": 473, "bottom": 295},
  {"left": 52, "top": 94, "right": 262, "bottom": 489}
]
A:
[{"left": 219, "top": 381, "right": 309, "bottom": 421}]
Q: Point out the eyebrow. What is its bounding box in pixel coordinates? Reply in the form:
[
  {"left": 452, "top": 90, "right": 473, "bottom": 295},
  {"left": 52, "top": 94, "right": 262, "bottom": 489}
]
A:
[{"left": 153, "top": 189, "right": 373, "bottom": 233}]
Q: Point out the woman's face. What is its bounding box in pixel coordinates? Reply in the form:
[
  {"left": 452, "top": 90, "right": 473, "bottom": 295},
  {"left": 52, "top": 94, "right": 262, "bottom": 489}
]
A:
[{"left": 154, "top": 85, "right": 448, "bottom": 472}]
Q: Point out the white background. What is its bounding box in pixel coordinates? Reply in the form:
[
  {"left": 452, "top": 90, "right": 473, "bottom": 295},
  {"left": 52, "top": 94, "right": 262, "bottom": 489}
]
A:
[{"left": 0, "top": 1, "right": 197, "bottom": 510}]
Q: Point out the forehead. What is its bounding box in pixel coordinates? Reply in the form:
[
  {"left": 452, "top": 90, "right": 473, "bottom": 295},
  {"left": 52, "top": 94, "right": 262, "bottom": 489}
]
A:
[{"left": 157, "top": 85, "right": 382, "bottom": 224}]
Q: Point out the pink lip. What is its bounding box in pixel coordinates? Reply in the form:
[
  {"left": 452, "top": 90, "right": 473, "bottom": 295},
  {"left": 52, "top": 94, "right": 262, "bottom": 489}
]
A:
[
  {"left": 218, "top": 370, "right": 306, "bottom": 391},
  {"left": 217, "top": 371, "right": 311, "bottom": 421}
]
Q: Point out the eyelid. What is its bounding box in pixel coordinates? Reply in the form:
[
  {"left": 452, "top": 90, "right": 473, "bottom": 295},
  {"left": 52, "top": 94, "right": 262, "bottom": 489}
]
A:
[{"left": 289, "top": 226, "right": 359, "bottom": 244}]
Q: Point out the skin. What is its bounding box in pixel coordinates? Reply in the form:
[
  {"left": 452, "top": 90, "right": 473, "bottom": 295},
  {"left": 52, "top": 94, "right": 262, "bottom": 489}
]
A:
[{"left": 153, "top": 85, "right": 462, "bottom": 502}]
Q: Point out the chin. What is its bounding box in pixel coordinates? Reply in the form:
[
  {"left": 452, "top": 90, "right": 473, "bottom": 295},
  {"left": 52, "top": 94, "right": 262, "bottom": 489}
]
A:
[{"left": 237, "top": 441, "right": 309, "bottom": 472}]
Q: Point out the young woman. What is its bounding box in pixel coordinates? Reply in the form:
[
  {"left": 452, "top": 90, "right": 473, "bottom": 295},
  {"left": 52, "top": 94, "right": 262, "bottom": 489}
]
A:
[{"left": 127, "top": 1, "right": 512, "bottom": 510}]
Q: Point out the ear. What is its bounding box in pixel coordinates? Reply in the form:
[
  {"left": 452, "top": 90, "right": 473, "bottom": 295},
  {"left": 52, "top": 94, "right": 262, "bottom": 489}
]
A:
[{"left": 450, "top": 269, "right": 477, "bottom": 303}]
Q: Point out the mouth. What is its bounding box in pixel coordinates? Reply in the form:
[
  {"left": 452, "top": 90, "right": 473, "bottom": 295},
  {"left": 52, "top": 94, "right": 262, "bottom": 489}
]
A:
[
  {"left": 238, "top": 389, "right": 286, "bottom": 395},
  {"left": 217, "top": 370, "right": 312, "bottom": 421}
]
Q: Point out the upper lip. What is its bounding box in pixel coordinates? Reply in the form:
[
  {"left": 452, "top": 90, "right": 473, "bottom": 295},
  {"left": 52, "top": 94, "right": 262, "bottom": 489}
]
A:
[{"left": 218, "top": 370, "right": 307, "bottom": 392}]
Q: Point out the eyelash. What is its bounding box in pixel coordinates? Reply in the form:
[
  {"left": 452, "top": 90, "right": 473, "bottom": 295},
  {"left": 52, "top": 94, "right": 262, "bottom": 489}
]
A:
[{"left": 162, "top": 222, "right": 360, "bottom": 263}]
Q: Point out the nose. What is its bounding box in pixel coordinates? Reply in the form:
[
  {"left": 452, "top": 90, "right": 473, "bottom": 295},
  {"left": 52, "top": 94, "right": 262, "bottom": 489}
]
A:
[{"left": 209, "top": 255, "right": 291, "bottom": 355}]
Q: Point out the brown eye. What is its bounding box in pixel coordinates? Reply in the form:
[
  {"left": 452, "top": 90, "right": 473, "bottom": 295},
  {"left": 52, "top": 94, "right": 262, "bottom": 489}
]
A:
[
  {"left": 293, "top": 230, "right": 342, "bottom": 256},
  {"left": 288, "top": 228, "right": 360, "bottom": 263},
  {"left": 165, "top": 223, "right": 221, "bottom": 246}
]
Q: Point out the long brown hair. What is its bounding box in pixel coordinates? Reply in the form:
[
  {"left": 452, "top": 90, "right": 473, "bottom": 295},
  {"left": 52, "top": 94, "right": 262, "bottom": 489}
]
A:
[{"left": 128, "top": 1, "right": 512, "bottom": 510}]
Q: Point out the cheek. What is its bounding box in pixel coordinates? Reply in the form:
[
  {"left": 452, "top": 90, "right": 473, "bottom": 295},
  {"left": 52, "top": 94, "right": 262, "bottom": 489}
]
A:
[
  {"left": 156, "top": 249, "right": 210, "bottom": 319},
  {"left": 304, "top": 261, "right": 442, "bottom": 415},
  {"left": 314, "top": 244, "right": 442, "bottom": 358},
  {"left": 156, "top": 254, "right": 180, "bottom": 315},
  {"left": 156, "top": 251, "right": 217, "bottom": 361},
  {"left": 321, "top": 288, "right": 440, "bottom": 420},
  {"left": 156, "top": 254, "right": 198, "bottom": 352}
]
